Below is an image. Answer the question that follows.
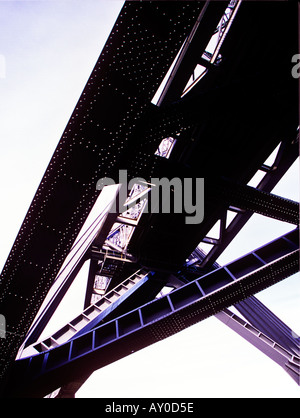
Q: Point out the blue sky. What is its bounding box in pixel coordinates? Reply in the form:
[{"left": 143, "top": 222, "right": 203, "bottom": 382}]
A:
[{"left": 0, "top": 1, "right": 299, "bottom": 398}]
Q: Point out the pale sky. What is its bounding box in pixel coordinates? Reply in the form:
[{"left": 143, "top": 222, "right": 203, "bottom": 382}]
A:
[{"left": 0, "top": 1, "right": 299, "bottom": 398}]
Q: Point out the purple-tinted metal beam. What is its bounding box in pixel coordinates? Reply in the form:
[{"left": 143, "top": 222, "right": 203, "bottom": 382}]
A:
[
  {"left": 216, "top": 308, "right": 300, "bottom": 385},
  {"left": 5, "top": 229, "right": 298, "bottom": 397},
  {"left": 235, "top": 296, "right": 300, "bottom": 357},
  {"left": 198, "top": 138, "right": 298, "bottom": 268}
]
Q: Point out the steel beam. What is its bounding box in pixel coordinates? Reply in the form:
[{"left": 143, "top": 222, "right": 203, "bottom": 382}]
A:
[
  {"left": 235, "top": 296, "right": 300, "bottom": 357},
  {"left": 198, "top": 136, "right": 298, "bottom": 269},
  {"left": 216, "top": 308, "right": 300, "bottom": 385},
  {"left": 29, "top": 270, "right": 151, "bottom": 354},
  {"left": 0, "top": 2, "right": 205, "bottom": 393},
  {"left": 0, "top": 0, "right": 298, "bottom": 397},
  {"left": 21, "top": 185, "right": 124, "bottom": 350},
  {"left": 5, "top": 229, "right": 298, "bottom": 397},
  {"left": 156, "top": 1, "right": 228, "bottom": 106},
  {"left": 218, "top": 178, "right": 299, "bottom": 225}
]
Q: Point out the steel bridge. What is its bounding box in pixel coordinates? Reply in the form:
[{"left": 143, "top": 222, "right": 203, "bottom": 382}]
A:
[{"left": 0, "top": 1, "right": 299, "bottom": 398}]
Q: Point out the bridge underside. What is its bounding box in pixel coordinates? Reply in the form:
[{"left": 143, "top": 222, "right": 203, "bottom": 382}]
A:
[{"left": 0, "top": 1, "right": 299, "bottom": 397}]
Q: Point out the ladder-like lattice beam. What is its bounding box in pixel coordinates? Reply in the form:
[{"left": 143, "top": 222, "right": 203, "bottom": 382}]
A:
[{"left": 5, "top": 229, "right": 298, "bottom": 397}]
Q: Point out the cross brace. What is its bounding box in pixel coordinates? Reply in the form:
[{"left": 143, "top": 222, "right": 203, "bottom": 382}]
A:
[
  {"left": 218, "top": 178, "right": 299, "bottom": 225},
  {"left": 5, "top": 228, "right": 298, "bottom": 397},
  {"left": 216, "top": 308, "right": 300, "bottom": 385}
]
